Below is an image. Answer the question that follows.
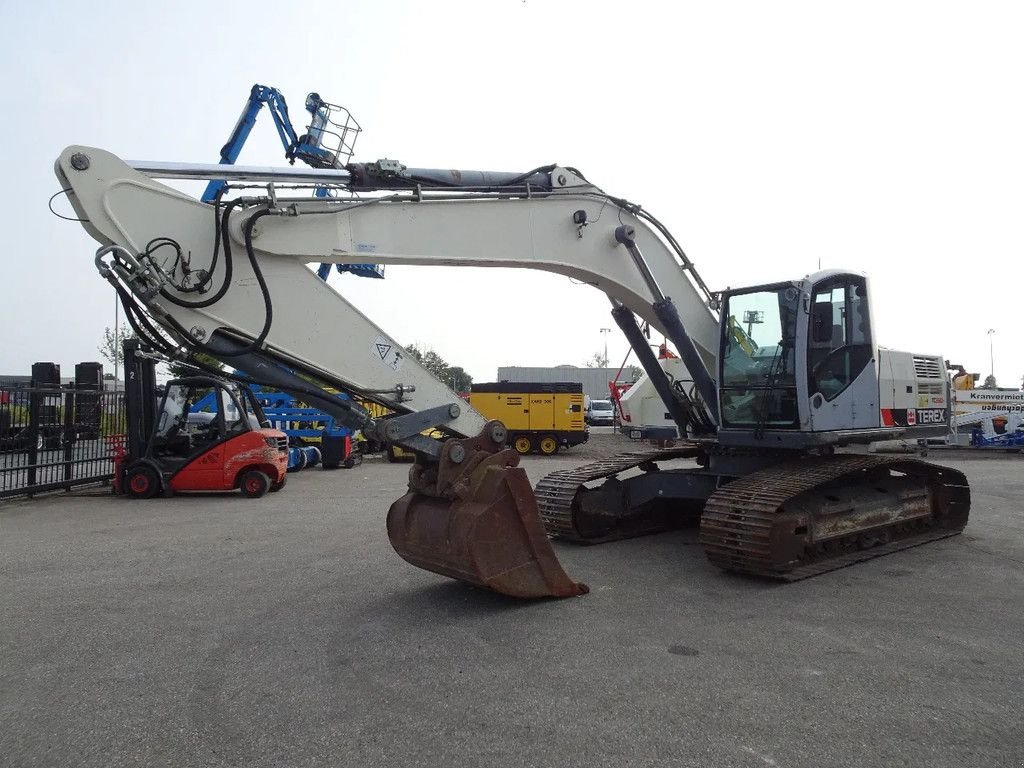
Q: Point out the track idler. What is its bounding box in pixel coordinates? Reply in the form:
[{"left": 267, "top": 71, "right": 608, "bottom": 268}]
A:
[{"left": 386, "top": 421, "right": 589, "bottom": 598}]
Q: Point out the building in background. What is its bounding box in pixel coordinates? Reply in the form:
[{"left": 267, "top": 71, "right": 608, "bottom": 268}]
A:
[
  {"left": 0, "top": 375, "right": 74, "bottom": 388},
  {"left": 496, "top": 365, "right": 633, "bottom": 402}
]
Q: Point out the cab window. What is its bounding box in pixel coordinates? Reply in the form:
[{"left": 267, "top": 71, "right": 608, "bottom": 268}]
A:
[{"left": 719, "top": 285, "right": 800, "bottom": 429}]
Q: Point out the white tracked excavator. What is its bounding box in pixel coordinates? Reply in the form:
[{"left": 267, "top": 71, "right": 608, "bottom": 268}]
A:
[{"left": 54, "top": 146, "right": 970, "bottom": 598}]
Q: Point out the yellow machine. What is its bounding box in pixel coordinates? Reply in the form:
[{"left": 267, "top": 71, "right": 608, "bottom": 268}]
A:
[
  {"left": 386, "top": 428, "right": 445, "bottom": 462},
  {"left": 354, "top": 397, "right": 410, "bottom": 460},
  {"left": 469, "top": 383, "right": 588, "bottom": 455}
]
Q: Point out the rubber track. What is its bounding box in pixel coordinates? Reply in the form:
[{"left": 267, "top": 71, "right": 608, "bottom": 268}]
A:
[
  {"left": 699, "top": 454, "right": 970, "bottom": 580},
  {"left": 535, "top": 445, "right": 702, "bottom": 541}
]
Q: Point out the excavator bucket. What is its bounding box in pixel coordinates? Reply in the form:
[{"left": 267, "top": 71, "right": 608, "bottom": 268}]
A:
[{"left": 387, "top": 439, "right": 588, "bottom": 598}]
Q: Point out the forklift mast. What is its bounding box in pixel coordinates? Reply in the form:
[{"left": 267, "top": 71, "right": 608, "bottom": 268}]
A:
[{"left": 122, "top": 338, "right": 157, "bottom": 463}]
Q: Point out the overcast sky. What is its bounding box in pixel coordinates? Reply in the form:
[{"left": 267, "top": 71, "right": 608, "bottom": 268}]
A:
[{"left": 3, "top": 1, "right": 1022, "bottom": 385}]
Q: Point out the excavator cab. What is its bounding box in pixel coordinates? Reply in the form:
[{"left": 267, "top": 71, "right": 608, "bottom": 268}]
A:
[{"left": 717, "top": 272, "right": 881, "bottom": 442}]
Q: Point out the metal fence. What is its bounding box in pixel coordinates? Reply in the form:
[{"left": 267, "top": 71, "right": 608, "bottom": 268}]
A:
[{"left": 0, "top": 386, "right": 126, "bottom": 499}]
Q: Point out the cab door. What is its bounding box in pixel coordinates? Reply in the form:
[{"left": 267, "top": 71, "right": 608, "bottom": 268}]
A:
[{"left": 805, "top": 275, "right": 880, "bottom": 431}]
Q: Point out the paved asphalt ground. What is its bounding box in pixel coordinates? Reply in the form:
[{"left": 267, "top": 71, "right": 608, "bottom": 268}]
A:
[{"left": 1, "top": 434, "right": 1021, "bottom": 767}]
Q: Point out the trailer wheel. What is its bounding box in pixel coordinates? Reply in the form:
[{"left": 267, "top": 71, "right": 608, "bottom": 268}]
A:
[
  {"left": 287, "top": 450, "right": 308, "bottom": 473},
  {"left": 126, "top": 465, "right": 160, "bottom": 499},
  {"left": 306, "top": 446, "right": 322, "bottom": 468},
  {"left": 239, "top": 469, "right": 271, "bottom": 499},
  {"left": 538, "top": 435, "right": 559, "bottom": 456},
  {"left": 513, "top": 435, "right": 534, "bottom": 455}
]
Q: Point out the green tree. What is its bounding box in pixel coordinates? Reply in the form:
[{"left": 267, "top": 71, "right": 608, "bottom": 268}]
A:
[
  {"left": 98, "top": 325, "right": 137, "bottom": 368},
  {"left": 446, "top": 366, "right": 473, "bottom": 392},
  {"left": 405, "top": 344, "right": 473, "bottom": 391},
  {"left": 584, "top": 351, "right": 609, "bottom": 368}
]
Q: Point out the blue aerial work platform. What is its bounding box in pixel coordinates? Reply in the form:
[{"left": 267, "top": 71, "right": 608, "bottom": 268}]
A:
[{"left": 201, "top": 84, "right": 384, "bottom": 281}]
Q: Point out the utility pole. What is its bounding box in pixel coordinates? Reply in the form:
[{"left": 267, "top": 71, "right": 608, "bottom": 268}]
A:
[{"left": 600, "top": 328, "right": 611, "bottom": 368}]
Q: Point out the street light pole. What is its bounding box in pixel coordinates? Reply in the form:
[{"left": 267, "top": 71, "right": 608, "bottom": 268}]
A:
[
  {"left": 987, "top": 328, "right": 996, "bottom": 380},
  {"left": 600, "top": 328, "right": 611, "bottom": 368},
  {"left": 114, "top": 294, "right": 120, "bottom": 392}
]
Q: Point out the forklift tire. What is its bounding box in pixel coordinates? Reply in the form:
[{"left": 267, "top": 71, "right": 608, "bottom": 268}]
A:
[
  {"left": 269, "top": 476, "right": 286, "bottom": 493},
  {"left": 538, "top": 435, "right": 559, "bottom": 456},
  {"left": 343, "top": 452, "right": 363, "bottom": 469},
  {"left": 513, "top": 435, "right": 534, "bottom": 455},
  {"left": 239, "top": 469, "right": 271, "bottom": 499},
  {"left": 126, "top": 465, "right": 160, "bottom": 499}
]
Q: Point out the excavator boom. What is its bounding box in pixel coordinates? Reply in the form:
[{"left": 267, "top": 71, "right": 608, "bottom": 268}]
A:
[{"left": 56, "top": 145, "right": 714, "bottom": 598}]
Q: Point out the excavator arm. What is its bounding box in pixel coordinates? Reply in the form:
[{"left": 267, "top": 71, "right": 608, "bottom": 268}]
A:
[{"left": 56, "top": 146, "right": 720, "bottom": 430}]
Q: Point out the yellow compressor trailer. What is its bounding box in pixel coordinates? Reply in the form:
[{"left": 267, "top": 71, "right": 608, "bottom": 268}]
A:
[{"left": 469, "top": 382, "right": 589, "bottom": 455}]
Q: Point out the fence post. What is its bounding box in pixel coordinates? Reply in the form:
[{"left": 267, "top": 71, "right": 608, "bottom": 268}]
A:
[
  {"left": 62, "top": 391, "right": 75, "bottom": 489},
  {"left": 26, "top": 389, "right": 40, "bottom": 492}
]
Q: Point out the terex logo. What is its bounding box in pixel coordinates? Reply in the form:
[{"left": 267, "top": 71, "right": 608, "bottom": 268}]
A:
[{"left": 917, "top": 408, "right": 946, "bottom": 424}]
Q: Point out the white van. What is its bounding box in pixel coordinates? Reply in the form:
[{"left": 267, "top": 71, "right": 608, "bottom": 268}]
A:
[{"left": 586, "top": 399, "right": 616, "bottom": 426}]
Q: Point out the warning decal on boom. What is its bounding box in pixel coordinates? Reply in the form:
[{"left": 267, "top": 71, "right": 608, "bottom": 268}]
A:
[{"left": 370, "top": 335, "right": 403, "bottom": 371}]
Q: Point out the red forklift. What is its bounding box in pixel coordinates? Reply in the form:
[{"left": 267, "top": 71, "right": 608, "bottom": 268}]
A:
[{"left": 119, "top": 340, "right": 289, "bottom": 499}]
